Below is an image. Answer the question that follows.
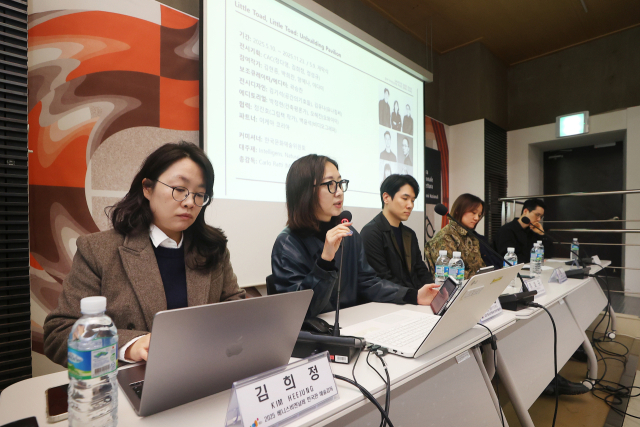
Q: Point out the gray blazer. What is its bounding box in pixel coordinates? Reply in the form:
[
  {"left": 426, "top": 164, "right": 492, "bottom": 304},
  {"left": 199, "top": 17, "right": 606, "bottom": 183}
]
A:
[{"left": 43, "top": 229, "right": 246, "bottom": 366}]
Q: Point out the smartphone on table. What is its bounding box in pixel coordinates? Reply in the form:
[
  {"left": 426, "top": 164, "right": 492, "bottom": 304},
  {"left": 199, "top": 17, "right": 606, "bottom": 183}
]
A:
[{"left": 45, "top": 383, "right": 68, "bottom": 423}]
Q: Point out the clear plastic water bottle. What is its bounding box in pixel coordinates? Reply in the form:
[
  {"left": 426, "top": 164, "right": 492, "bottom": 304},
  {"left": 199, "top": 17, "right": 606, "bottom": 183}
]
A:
[
  {"left": 504, "top": 247, "right": 518, "bottom": 287},
  {"left": 435, "top": 250, "right": 450, "bottom": 287},
  {"left": 68, "top": 296, "right": 118, "bottom": 427},
  {"left": 530, "top": 243, "right": 542, "bottom": 277},
  {"left": 448, "top": 251, "right": 465, "bottom": 284},
  {"left": 571, "top": 238, "right": 579, "bottom": 261},
  {"left": 537, "top": 240, "right": 544, "bottom": 264}
]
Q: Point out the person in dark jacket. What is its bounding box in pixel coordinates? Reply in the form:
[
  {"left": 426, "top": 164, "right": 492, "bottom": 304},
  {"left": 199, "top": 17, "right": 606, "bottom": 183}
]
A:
[
  {"left": 379, "top": 88, "right": 391, "bottom": 127},
  {"left": 402, "top": 104, "right": 413, "bottom": 135},
  {"left": 391, "top": 100, "right": 402, "bottom": 130},
  {"left": 493, "top": 198, "right": 586, "bottom": 397},
  {"left": 271, "top": 154, "right": 439, "bottom": 319},
  {"left": 494, "top": 198, "right": 555, "bottom": 263},
  {"left": 361, "top": 174, "right": 434, "bottom": 291}
]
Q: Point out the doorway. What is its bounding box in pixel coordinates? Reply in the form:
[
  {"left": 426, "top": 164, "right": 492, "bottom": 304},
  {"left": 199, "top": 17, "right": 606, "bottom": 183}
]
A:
[{"left": 543, "top": 141, "right": 623, "bottom": 277}]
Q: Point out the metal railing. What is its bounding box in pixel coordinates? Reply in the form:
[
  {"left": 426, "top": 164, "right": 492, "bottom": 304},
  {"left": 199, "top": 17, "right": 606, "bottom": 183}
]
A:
[{"left": 499, "top": 189, "right": 640, "bottom": 272}]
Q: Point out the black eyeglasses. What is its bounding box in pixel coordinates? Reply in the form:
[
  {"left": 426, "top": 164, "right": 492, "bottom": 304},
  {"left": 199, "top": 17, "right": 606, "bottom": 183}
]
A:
[
  {"left": 151, "top": 179, "right": 211, "bottom": 207},
  {"left": 314, "top": 179, "right": 349, "bottom": 194}
]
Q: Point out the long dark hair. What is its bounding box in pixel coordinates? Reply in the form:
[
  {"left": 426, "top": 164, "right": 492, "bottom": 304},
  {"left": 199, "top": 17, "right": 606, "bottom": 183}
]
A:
[
  {"left": 108, "top": 141, "right": 227, "bottom": 270},
  {"left": 450, "top": 193, "right": 485, "bottom": 228},
  {"left": 286, "top": 154, "right": 339, "bottom": 232},
  {"left": 393, "top": 100, "right": 400, "bottom": 114}
]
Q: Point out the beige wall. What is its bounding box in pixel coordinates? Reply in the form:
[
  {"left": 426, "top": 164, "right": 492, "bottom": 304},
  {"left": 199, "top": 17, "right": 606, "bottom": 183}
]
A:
[{"left": 441, "top": 120, "right": 486, "bottom": 232}]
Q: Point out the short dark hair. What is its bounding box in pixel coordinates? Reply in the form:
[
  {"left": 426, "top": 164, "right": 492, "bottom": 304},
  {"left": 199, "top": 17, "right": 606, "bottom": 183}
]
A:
[
  {"left": 384, "top": 88, "right": 389, "bottom": 95},
  {"left": 380, "top": 174, "right": 420, "bottom": 209},
  {"left": 406, "top": 104, "right": 411, "bottom": 109},
  {"left": 450, "top": 193, "right": 485, "bottom": 225},
  {"left": 521, "top": 198, "right": 546, "bottom": 214},
  {"left": 286, "top": 154, "right": 339, "bottom": 232},
  {"left": 384, "top": 131, "right": 391, "bottom": 138},
  {"left": 107, "top": 141, "right": 226, "bottom": 270}
]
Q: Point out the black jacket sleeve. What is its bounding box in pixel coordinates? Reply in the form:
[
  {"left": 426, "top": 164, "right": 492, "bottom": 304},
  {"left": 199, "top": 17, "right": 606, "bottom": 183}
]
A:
[
  {"left": 353, "top": 231, "right": 408, "bottom": 305},
  {"left": 360, "top": 222, "right": 396, "bottom": 282},
  {"left": 495, "top": 227, "right": 523, "bottom": 263},
  {"left": 411, "top": 231, "right": 434, "bottom": 284},
  {"left": 271, "top": 233, "right": 338, "bottom": 319}
]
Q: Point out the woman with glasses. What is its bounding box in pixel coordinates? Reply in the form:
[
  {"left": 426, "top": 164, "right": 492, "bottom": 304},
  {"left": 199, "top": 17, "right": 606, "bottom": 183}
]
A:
[
  {"left": 425, "top": 193, "right": 487, "bottom": 280},
  {"left": 271, "top": 154, "right": 439, "bottom": 319},
  {"left": 43, "top": 142, "right": 244, "bottom": 366}
]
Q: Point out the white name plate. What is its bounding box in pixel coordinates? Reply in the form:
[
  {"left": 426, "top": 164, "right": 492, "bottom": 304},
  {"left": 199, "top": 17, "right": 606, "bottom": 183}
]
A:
[
  {"left": 592, "top": 255, "right": 602, "bottom": 266},
  {"left": 525, "top": 278, "right": 546, "bottom": 298},
  {"left": 225, "top": 351, "right": 339, "bottom": 427},
  {"left": 549, "top": 268, "right": 568, "bottom": 284},
  {"left": 480, "top": 299, "right": 503, "bottom": 323}
]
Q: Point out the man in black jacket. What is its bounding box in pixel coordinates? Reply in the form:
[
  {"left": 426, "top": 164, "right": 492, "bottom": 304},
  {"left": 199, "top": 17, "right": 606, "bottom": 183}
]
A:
[
  {"left": 361, "top": 174, "right": 434, "bottom": 290},
  {"left": 378, "top": 88, "right": 391, "bottom": 127},
  {"left": 494, "top": 198, "right": 588, "bottom": 397},
  {"left": 494, "top": 198, "right": 555, "bottom": 262}
]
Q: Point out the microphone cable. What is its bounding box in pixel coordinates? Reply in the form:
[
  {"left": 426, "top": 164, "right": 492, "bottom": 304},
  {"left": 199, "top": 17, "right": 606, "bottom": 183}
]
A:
[
  {"left": 586, "top": 268, "right": 640, "bottom": 419},
  {"left": 347, "top": 343, "right": 393, "bottom": 426},
  {"left": 366, "top": 347, "right": 391, "bottom": 427},
  {"left": 524, "top": 302, "right": 559, "bottom": 427},
  {"left": 476, "top": 323, "right": 505, "bottom": 427},
  {"left": 333, "top": 374, "right": 394, "bottom": 427}
]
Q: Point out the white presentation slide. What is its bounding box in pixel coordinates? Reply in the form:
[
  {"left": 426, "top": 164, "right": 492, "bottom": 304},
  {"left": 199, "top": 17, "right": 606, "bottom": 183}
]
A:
[
  {"left": 204, "top": 0, "right": 425, "bottom": 211},
  {"left": 203, "top": 0, "right": 428, "bottom": 285}
]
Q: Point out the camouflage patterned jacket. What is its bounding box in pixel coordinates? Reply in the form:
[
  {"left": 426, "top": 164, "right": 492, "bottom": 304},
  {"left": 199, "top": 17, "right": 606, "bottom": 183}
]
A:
[{"left": 425, "top": 222, "right": 485, "bottom": 280}]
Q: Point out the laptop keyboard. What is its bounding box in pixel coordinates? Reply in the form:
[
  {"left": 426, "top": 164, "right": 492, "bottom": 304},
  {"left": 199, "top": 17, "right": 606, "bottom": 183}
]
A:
[
  {"left": 368, "top": 315, "right": 439, "bottom": 349},
  {"left": 130, "top": 380, "right": 144, "bottom": 399}
]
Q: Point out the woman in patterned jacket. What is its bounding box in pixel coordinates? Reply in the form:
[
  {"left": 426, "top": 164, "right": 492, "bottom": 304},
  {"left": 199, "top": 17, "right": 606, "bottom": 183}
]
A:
[{"left": 425, "top": 193, "right": 486, "bottom": 280}]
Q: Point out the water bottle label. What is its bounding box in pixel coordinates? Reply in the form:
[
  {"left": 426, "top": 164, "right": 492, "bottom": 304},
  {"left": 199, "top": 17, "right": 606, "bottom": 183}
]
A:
[
  {"left": 449, "top": 267, "right": 464, "bottom": 281},
  {"left": 436, "top": 266, "right": 449, "bottom": 277},
  {"left": 68, "top": 343, "right": 118, "bottom": 380},
  {"left": 571, "top": 244, "right": 578, "bottom": 252}
]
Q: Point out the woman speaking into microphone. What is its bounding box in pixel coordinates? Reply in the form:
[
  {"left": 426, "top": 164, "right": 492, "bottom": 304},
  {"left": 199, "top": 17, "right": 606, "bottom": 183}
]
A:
[{"left": 270, "top": 154, "right": 438, "bottom": 319}]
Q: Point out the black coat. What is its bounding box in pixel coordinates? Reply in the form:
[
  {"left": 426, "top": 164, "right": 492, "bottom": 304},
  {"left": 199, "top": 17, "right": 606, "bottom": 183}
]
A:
[
  {"left": 379, "top": 100, "right": 391, "bottom": 127},
  {"left": 402, "top": 115, "right": 413, "bottom": 134},
  {"left": 271, "top": 226, "right": 410, "bottom": 319},
  {"left": 360, "top": 213, "right": 433, "bottom": 290},
  {"left": 494, "top": 218, "right": 555, "bottom": 264}
]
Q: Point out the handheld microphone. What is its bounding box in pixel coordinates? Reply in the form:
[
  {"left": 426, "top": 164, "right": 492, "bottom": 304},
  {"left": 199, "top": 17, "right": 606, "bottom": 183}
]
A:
[
  {"left": 338, "top": 210, "right": 352, "bottom": 225},
  {"left": 435, "top": 204, "right": 529, "bottom": 291},
  {"left": 333, "top": 210, "right": 352, "bottom": 337}
]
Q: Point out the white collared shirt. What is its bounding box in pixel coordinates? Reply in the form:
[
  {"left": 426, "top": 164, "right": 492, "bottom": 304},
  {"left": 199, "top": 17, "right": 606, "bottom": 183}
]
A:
[
  {"left": 149, "top": 223, "right": 183, "bottom": 249},
  {"left": 118, "top": 225, "right": 183, "bottom": 362}
]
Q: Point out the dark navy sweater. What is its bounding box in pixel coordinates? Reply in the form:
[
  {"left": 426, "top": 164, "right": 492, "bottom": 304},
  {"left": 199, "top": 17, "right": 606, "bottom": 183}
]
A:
[{"left": 152, "top": 244, "right": 188, "bottom": 310}]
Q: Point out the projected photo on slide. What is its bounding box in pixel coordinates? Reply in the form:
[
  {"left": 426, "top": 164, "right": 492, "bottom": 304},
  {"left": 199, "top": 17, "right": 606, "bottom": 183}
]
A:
[
  {"left": 398, "top": 135, "right": 413, "bottom": 167},
  {"left": 379, "top": 87, "right": 391, "bottom": 128},
  {"left": 379, "top": 128, "right": 397, "bottom": 162},
  {"left": 402, "top": 104, "right": 414, "bottom": 136},
  {"left": 391, "top": 100, "right": 402, "bottom": 131},
  {"left": 380, "top": 161, "right": 395, "bottom": 185}
]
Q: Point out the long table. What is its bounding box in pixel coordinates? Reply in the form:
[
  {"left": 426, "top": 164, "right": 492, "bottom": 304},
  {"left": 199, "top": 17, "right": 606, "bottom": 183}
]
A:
[
  {"left": 486, "top": 259, "right": 610, "bottom": 427},
  {"left": 0, "top": 260, "right": 612, "bottom": 427},
  {"left": 1, "top": 304, "right": 513, "bottom": 427}
]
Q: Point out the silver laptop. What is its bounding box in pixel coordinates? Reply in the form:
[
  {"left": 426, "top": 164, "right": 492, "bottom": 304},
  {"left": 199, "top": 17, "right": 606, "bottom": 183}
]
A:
[
  {"left": 117, "top": 290, "right": 313, "bottom": 416},
  {"left": 341, "top": 265, "right": 523, "bottom": 358}
]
